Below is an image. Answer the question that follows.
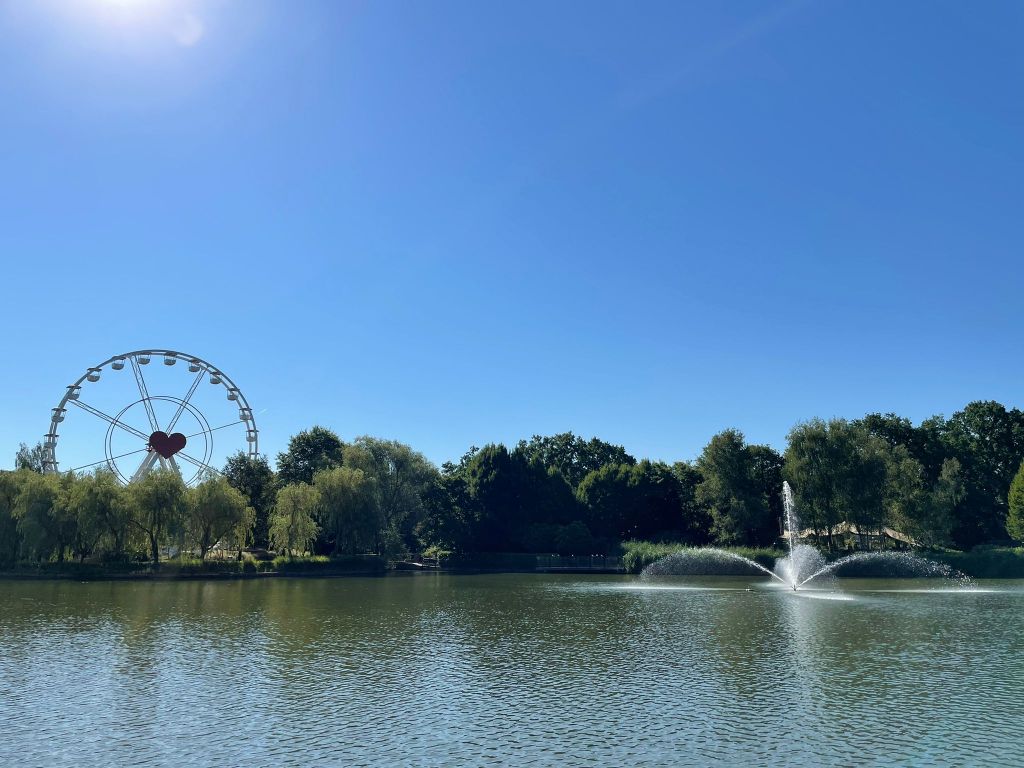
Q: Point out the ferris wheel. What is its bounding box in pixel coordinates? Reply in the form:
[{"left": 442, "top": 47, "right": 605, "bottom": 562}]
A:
[{"left": 43, "top": 350, "right": 258, "bottom": 486}]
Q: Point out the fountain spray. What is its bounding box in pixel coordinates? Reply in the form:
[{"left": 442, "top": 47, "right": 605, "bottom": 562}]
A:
[{"left": 782, "top": 481, "right": 799, "bottom": 589}]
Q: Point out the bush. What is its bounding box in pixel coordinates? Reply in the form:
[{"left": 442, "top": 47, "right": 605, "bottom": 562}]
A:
[
  {"left": 421, "top": 545, "right": 452, "bottom": 561},
  {"left": 271, "top": 554, "right": 386, "bottom": 574},
  {"left": 929, "top": 547, "right": 1024, "bottom": 578},
  {"left": 620, "top": 540, "right": 782, "bottom": 574},
  {"left": 520, "top": 524, "right": 559, "bottom": 553},
  {"left": 555, "top": 521, "right": 595, "bottom": 555}
]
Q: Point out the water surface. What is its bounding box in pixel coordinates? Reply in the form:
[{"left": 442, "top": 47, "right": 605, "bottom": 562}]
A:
[{"left": 1, "top": 574, "right": 1021, "bottom": 766}]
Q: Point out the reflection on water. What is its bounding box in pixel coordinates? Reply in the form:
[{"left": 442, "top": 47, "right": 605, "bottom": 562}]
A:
[{"left": 1, "top": 575, "right": 1022, "bottom": 767}]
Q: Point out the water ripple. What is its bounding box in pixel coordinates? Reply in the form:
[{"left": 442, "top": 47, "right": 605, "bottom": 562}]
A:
[{"left": 0, "top": 575, "right": 1021, "bottom": 767}]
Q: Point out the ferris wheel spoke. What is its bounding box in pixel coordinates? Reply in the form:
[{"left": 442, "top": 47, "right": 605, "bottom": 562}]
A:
[
  {"left": 130, "top": 451, "right": 161, "bottom": 483},
  {"left": 166, "top": 370, "right": 204, "bottom": 433},
  {"left": 183, "top": 420, "right": 244, "bottom": 440},
  {"left": 67, "top": 446, "right": 150, "bottom": 474},
  {"left": 176, "top": 451, "right": 220, "bottom": 475},
  {"left": 129, "top": 356, "right": 161, "bottom": 432},
  {"left": 70, "top": 400, "right": 150, "bottom": 442}
]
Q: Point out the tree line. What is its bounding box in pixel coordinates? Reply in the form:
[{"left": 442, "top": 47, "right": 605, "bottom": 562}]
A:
[{"left": 3, "top": 399, "right": 1024, "bottom": 567}]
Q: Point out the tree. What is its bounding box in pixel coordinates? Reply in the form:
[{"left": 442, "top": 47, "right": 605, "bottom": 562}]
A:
[
  {"left": 843, "top": 429, "right": 889, "bottom": 539},
  {"left": 276, "top": 427, "right": 345, "bottom": 486},
  {"left": 858, "top": 412, "right": 949, "bottom": 483},
  {"left": 417, "top": 470, "right": 474, "bottom": 553},
  {"left": 185, "top": 475, "right": 255, "bottom": 560},
  {"left": 554, "top": 521, "right": 595, "bottom": 555},
  {"left": 941, "top": 401, "right": 1024, "bottom": 547},
  {"left": 576, "top": 463, "right": 633, "bottom": 541},
  {"left": 516, "top": 433, "right": 635, "bottom": 490},
  {"left": 223, "top": 453, "right": 275, "bottom": 548},
  {"left": 270, "top": 483, "right": 320, "bottom": 555},
  {"left": 748, "top": 444, "right": 786, "bottom": 541},
  {"left": 575, "top": 461, "right": 682, "bottom": 543},
  {"left": 313, "top": 466, "right": 379, "bottom": 554},
  {"left": 0, "top": 471, "right": 26, "bottom": 565},
  {"left": 695, "top": 430, "right": 774, "bottom": 547},
  {"left": 921, "top": 458, "right": 963, "bottom": 548},
  {"left": 15, "top": 442, "right": 46, "bottom": 473},
  {"left": 67, "top": 470, "right": 129, "bottom": 561},
  {"left": 13, "top": 472, "right": 75, "bottom": 563},
  {"left": 342, "top": 437, "right": 438, "bottom": 552},
  {"left": 127, "top": 469, "right": 186, "bottom": 567},
  {"left": 1008, "top": 460, "right": 1024, "bottom": 542},
  {"left": 462, "top": 444, "right": 526, "bottom": 551},
  {"left": 784, "top": 419, "right": 854, "bottom": 549},
  {"left": 671, "top": 461, "right": 712, "bottom": 544}
]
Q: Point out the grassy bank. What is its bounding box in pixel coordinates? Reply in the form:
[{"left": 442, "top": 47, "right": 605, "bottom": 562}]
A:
[{"left": 620, "top": 541, "right": 782, "bottom": 575}]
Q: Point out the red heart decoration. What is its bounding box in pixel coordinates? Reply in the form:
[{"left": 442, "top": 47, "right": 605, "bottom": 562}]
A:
[{"left": 149, "top": 431, "right": 187, "bottom": 459}]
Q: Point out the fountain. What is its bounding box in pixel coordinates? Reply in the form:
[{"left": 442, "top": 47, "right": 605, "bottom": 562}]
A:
[{"left": 641, "top": 481, "right": 970, "bottom": 589}]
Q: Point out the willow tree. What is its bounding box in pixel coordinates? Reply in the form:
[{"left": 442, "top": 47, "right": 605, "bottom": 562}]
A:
[
  {"left": 68, "top": 469, "right": 129, "bottom": 561},
  {"left": 342, "top": 437, "right": 437, "bottom": 553},
  {"left": 314, "top": 466, "right": 379, "bottom": 555},
  {"left": 1008, "top": 460, "right": 1024, "bottom": 542},
  {"left": 270, "top": 482, "right": 320, "bottom": 555},
  {"left": 128, "top": 469, "right": 186, "bottom": 567},
  {"left": 0, "top": 471, "right": 25, "bottom": 566},
  {"left": 13, "top": 472, "right": 75, "bottom": 563},
  {"left": 185, "top": 475, "right": 254, "bottom": 560}
]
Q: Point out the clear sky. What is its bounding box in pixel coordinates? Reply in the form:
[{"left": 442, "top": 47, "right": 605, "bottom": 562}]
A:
[{"left": 2, "top": 0, "right": 1022, "bottom": 471}]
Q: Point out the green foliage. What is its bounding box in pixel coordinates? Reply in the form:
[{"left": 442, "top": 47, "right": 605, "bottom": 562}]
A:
[
  {"left": 270, "top": 482, "right": 320, "bottom": 555},
  {"left": 127, "top": 469, "right": 187, "bottom": 567},
  {"left": 276, "top": 426, "right": 345, "bottom": 486},
  {"left": 270, "top": 554, "right": 385, "bottom": 573},
  {"left": 941, "top": 401, "right": 1024, "bottom": 548},
  {"left": 185, "top": 474, "right": 255, "bottom": 560},
  {"left": 515, "top": 433, "right": 635, "bottom": 490},
  {"left": 13, "top": 471, "right": 75, "bottom": 563},
  {"left": 783, "top": 419, "right": 890, "bottom": 548},
  {"left": 554, "top": 521, "right": 595, "bottom": 555},
  {"left": 420, "top": 545, "right": 452, "bottom": 560},
  {"left": 313, "top": 465, "right": 379, "bottom": 554},
  {"left": 1007, "top": 461, "right": 1024, "bottom": 541},
  {"left": 695, "top": 430, "right": 779, "bottom": 547},
  {"left": 417, "top": 472, "right": 474, "bottom": 553},
  {"left": 575, "top": 461, "right": 686, "bottom": 543},
  {"left": 15, "top": 442, "right": 46, "bottom": 473},
  {"left": 67, "top": 469, "right": 129, "bottom": 561},
  {"left": 342, "top": 436, "right": 438, "bottom": 553},
  {"left": 931, "top": 547, "right": 1024, "bottom": 579},
  {"left": 222, "top": 452, "right": 275, "bottom": 548},
  {"left": 621, "top": 540, "right": 781, "bottom": 575},
  {"left": 0, "top": 471, "right": 25, "bottom": 566}
]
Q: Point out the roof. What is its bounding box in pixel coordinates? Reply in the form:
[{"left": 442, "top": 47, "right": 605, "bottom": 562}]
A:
[{"left": 782, "top": 522, "right": 917, "bottom": 546}]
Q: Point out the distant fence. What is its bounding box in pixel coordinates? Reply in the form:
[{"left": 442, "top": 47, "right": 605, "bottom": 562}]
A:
[{"left": 535, "top": 554, "right": 625, "bottom": 572}]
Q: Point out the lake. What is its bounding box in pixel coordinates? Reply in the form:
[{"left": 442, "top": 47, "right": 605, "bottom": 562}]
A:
[{"left": 1, "top": 574, "right": 1021, "bottom": 767}]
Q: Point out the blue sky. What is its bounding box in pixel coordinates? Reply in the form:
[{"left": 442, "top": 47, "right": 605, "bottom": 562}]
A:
[{"left": 1, "top": 0, "right": 1022, "bottom": 471}]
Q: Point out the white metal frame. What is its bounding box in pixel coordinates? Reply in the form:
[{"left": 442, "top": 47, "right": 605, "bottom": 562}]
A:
[{"left": 43, "top": 349, "right": 258, "bottom": 486}]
